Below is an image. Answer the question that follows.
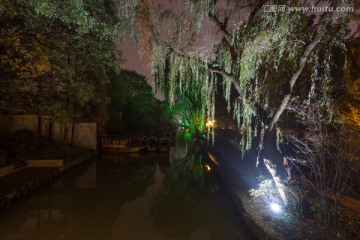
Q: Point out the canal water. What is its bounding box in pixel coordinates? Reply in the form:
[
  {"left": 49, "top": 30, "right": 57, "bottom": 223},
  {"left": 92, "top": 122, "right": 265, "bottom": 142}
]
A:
[{"left": 0, "top": 146, "right": 254, "bottom": 240}]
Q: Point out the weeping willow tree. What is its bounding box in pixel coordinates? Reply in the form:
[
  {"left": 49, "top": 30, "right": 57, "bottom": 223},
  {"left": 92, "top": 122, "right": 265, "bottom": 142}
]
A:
[{"left": 117, "top": 0, "right": 358, "bottom": 203}]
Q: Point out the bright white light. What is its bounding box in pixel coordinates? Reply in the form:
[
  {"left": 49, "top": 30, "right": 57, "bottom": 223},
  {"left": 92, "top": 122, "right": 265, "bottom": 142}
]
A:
[{"left": 270, "top": 203, "right": 282, "bottom": 213}]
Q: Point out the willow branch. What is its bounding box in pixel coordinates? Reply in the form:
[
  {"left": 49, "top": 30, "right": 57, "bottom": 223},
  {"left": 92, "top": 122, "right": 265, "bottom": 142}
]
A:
[
  {"left": 268, "top": 12, "right": 333, "bottom": 131},
  {"left": 162, "top": 39, "right": 260, "bottom": 116},
  {"left": 207, "top": 66, "right": 259, "bottom": 115}
]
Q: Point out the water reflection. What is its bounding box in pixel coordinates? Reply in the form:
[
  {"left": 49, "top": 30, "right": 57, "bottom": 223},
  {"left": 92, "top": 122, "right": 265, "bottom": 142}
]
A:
[
  {"left": 153, "top": 141, "right": 247, "bottom": 240},
  {"left": 0, "top": 146, "right": 253, "bottom": 240},
  {"left": 169, "top": 139, "right": 204, "bottom": 180}
]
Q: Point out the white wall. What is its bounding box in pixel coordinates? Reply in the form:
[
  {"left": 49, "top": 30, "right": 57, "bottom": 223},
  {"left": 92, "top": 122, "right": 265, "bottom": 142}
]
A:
[{"left": 0, "top": 115, "right": 97, "bottom": 150}]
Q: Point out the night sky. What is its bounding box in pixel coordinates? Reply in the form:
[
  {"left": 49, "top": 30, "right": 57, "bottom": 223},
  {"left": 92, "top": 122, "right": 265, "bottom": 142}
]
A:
[
  {"left": 120, "top": 0, "right": 181, "bottom": 82},
  {"left": 120, "top": 0, "right": 360, "bottom": 84},
  {"left": 121, "top": 39, "right": 151, "bottom": 80},
  {"left": 120, "top": 0, "right": 181, "bottom": 99}
]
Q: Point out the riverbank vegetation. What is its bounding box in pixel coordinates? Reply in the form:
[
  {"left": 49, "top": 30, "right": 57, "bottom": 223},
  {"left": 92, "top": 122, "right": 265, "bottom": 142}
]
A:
[
  {"left": 0, "top": 0, "right": 172, "bottom": 137},
  {"left": 107, "top": 69, "right": 170, "bottom": 133},
  {"left": 1, "top": 0, "right": 359, "bottom": 239}
]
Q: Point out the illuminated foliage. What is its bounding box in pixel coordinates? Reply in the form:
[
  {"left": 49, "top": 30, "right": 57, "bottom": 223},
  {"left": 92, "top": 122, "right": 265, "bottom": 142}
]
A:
[
  {"left": 121, "top": 0, "right": 355, "bottom": 157},
  {"left": 0, "top": 0, "right": 120, "bottom": 134},
  {"left": 165, "top": 95, "right": 207, "bottom": 141},
  {"left": 0, "top": 33, "right": 51, "bottom": 79},
  {"left": 290, "top": 102, "right": 358, "bottom": 233},
  {"left": 337, "top": 43, "right": 360, "bottom": 128}
]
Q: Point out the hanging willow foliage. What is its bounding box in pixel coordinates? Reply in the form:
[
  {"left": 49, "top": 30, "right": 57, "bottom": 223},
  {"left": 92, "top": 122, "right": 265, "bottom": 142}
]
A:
[{"left": 120, "top": 0, "right": 353, "bottom": 153}]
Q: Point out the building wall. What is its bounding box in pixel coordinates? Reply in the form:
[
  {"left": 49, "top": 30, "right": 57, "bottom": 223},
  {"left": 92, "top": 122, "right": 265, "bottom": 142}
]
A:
[{"left": 0, "top": 115, "right": 97, "bottom": 150}]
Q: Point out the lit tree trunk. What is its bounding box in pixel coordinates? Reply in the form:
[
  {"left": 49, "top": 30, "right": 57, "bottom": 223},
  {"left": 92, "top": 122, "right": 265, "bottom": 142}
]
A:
[
  {"left": 218, "top": 13, "right": 332, "bottom": 201},
  {"left": 268, "top": 13, "right": 332, "bottom": 131},
  {"left": 262, "top": 128, "right": 289, "bottom": 204}
]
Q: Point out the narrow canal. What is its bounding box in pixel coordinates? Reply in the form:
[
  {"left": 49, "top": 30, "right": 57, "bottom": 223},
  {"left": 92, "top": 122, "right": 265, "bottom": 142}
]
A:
[{"left": 0, "top": 147, "right": 254, "bottom": 240}]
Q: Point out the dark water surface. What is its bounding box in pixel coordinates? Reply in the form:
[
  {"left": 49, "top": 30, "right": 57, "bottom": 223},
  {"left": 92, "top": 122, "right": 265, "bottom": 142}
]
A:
[{"left": 0, "top": 151, "right": 254, "bottom": 240}]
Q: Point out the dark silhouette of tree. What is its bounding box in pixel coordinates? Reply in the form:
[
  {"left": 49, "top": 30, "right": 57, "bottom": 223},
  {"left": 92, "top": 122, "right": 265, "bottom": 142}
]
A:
[{"left": 108, "top": 70, "right": 161, "bottom": 132}]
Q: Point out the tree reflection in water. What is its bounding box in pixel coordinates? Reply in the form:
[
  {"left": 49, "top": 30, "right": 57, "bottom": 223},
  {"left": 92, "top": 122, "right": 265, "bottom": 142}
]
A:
[
  {"left": 0, "top": 155, "right": 158, "bottom": 240},
  {"left": 0, "top": 143, "right": 253, "bottom": 240},
  {"left": 151, "top": 139, "right": 251, "bottom": 240}
]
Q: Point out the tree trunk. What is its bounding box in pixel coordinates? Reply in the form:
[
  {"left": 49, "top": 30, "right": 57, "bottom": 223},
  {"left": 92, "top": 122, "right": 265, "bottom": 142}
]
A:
[
  {"left": 262, "top": 128, "right": 289, "bottom": 205},
  {"left": 48, "top": 120, "right": 53, "bottom": 141},
  {"left": 268, "top": 13, "right": 332, "bottom": 130},
  {"left": 262, "top": 129, "right": 283, "bottom": 169},
  {"left": 70, "top": 101, "right": 76, "bottom": 145},
  {"left": 63, "top": 126, "right": 68, "bottom": 143},
  {"left": 71, "top": 122, "right": 75, "bottom": 145},
  {"left": 37, "top": 113, "right": 42, "bottom": 137}
]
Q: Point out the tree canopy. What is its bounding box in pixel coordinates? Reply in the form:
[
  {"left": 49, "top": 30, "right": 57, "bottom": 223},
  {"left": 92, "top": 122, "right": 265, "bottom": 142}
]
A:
[
  {"left": 108, "top": 69, "right": 166, "bottom": 132},
  {"left": 120, "top": 0, "right": 359, "bottom": 157},
  {"left": 1, "top": 0, "right": 358, "bottom": 152},
  {"left": 0, "top": 0, "right": 122, "bottom": 134}
]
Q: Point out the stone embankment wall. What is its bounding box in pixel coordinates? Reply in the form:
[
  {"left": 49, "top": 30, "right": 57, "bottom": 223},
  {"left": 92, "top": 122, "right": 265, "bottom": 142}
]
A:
[{"left": 0, "top": 115, "right": 96, "bottom": 150}]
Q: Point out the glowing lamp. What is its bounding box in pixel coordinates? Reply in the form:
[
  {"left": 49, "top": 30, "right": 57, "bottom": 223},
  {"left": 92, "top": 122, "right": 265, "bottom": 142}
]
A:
[
  {"left": 205, "top": 164, "right": 211, "bottom": 171},
  {"left": 205, "top": 120, "right": 215, "bottom": 128},
  {"left": 270, "top": 203, "right": 282, "bottom": 213}
]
